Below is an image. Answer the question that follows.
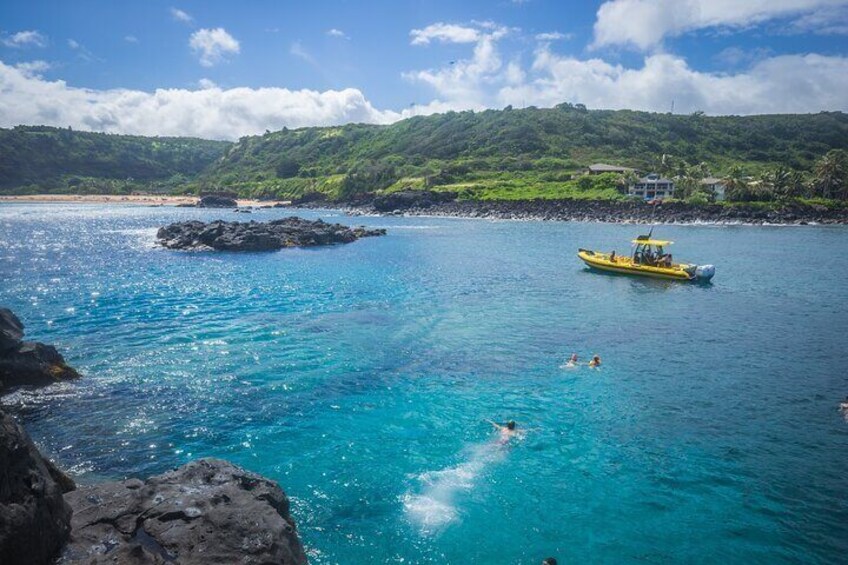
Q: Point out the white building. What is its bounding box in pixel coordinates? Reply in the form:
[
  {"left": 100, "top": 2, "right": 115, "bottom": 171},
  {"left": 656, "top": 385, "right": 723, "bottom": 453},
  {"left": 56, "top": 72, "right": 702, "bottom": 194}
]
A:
[
  {"left": 700, "top": 177, "right": 727, "bottom": 201},
  {"left": 628, "top": 173, "right": 674, "bottom": 200}
]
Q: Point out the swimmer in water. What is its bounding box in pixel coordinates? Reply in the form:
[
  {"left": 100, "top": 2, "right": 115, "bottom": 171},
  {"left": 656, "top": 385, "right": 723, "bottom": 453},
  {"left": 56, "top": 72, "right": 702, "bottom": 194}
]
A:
[
  {"left": 839, "top": 396, "right": 848, "bottom": 411},
  {"left": 489, "top": 420, "right": 522, "bottom": 444},
  {"left": 563, "top": 353, "right": 579, "bottom": 368},
  {"left": 588, "top": 354, "right": 601, "bottom": 368}
]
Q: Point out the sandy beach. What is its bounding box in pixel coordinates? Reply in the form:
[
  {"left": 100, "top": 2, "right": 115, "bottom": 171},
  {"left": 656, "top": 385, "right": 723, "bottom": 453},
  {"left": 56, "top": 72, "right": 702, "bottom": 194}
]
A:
[{"left": 0, "top": 194, "right": 288, "bottom": 207}]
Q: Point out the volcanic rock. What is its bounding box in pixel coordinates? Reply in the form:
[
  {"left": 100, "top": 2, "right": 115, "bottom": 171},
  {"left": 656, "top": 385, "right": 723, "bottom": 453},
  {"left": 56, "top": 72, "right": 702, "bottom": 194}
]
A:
[
  {"left": 60, "top": 458, "right": 307, "bottom": 565},
  {"left": 157, "top": 216, "right": 386, "bottom": 251}
]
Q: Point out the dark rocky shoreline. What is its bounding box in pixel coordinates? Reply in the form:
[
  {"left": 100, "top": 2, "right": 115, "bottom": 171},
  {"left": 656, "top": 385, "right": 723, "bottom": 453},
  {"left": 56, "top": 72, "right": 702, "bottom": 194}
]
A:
[{"left": 294, "top": 191, "right": 848, "bottom": 225}]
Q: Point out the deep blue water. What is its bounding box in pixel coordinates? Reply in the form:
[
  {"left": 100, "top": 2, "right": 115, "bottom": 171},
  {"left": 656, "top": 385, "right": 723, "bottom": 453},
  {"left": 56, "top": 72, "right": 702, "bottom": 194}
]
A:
[{"left": 1, "top": 203, "right": 847, "bottom": 564}]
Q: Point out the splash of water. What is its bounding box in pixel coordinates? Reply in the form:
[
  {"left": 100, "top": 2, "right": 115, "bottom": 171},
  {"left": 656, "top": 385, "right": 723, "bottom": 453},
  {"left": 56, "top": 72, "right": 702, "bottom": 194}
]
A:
[{"left": 403, "top": 439, "right": 509, "bottom": 532}]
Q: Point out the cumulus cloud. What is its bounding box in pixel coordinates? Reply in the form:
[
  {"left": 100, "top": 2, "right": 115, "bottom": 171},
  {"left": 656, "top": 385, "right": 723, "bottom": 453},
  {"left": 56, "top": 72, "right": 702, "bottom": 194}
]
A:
[
  {"left": 401, "top": 19, "right": 848, "bottom": 117},
  {"left": 2, "top": 30, "right": 47, "bottom": 48},
  {"left": 410, "top": 23, "right": 482, "bottom": 45},
  {"left": 499, "top": 48, "right": 848, "bottom": 114},
  {"left": 125, "top": 35, "right": 139, "bottom": 43},
  {"left": 171, "top": 7, "right": 193, "bottom": 24},
  {"left": 405, "top": 22, "right": 512, "bottom": 109},
  {"left": 189, "top": 28, "right": 240, "bottom": 67},
  {"left": 14, "top": 60, "right": 50, "bottom": 77},
  {"left": 327, "top": 28, "right": 348, "bottom": 39},
  {"left": 0, "top": 60, "right": 399, "bottom": 140},
  {"left": 592, "top": 0, "right": 848, "bottom": 50}
]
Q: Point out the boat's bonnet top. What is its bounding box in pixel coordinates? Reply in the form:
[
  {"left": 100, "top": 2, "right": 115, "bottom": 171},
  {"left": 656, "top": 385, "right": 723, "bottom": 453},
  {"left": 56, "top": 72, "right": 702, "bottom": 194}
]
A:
[{"left": 631, "top": 239, "right": 673, "bottom": 245}]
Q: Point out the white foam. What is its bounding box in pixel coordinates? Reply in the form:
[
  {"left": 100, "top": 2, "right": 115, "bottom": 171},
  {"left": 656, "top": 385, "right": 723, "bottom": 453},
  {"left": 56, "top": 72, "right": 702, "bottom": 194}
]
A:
[{"left": 403, "top": 441, "right": 507, "bottom": 531}]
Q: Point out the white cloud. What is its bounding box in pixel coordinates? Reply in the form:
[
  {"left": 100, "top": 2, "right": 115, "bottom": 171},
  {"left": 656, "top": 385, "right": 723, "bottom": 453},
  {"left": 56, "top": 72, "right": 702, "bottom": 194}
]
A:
[
  {"left": 0, "top": 60, "right": 400, "bottom": 140},
  {"left": 327, "top": 28, "right": 348, "bottom": 39},
  {"left": 535, "top": 31, "right": 573, "bottom": 41},
  {"left": 405, "top": 22, "right": 512, "bottom": 109},
  {"left": 67, "top": 39, "right": 80, "bottom": 49},
  {"left": 402, "top": 19, "right": 848, "bottom": 117},
  {"left": 592, "top": 0, "right": 848, "bottom": 50},
  {"left": 197, "top": 78, "right": 217, "bottom": 89},
  {"left": 410, "top": 23, "right": 482, "bottom": 45},
  {"left": 125, "top": 35, "right": 139, "bottom": 43},
  {"left": 14, "top": 60, "right": 50, "bottom": 77},
  {"left": 2, "top": 30, "right": 47, "bottom": 48},
  {"left": 290, "top": 41, "right": 316, "bottom": 64},
  {"left": 189, "top": 28, "right": 240, "bottom": 67},
  {"left": 789, "top": 4, "right": 848, "bottom": 33},
  {"left": 713, "top": 46, "right": 773, "bottom": 67},
  {"left": 171, "top": 7, "right": 193, "bottom": 24},
  {"left": 498, "top": 48, "right": 848, "bottom": 115}
]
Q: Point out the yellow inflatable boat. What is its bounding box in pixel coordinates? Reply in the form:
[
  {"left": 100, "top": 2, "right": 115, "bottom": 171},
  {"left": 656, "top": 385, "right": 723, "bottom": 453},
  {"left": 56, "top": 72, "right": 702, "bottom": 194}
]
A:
[{"left": 578, "top": 237, "right": 715, "bottom": 282}]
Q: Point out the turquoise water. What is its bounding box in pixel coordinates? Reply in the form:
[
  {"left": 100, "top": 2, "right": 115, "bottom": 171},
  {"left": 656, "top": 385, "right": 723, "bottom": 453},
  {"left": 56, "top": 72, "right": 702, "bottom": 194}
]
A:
[{"left": 2, "top": 203, "right": 847, "bottom": 563}]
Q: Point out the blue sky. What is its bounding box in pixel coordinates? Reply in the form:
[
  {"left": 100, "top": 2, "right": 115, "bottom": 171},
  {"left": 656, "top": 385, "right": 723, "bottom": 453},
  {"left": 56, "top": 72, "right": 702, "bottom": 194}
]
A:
[{"left": 1, "top": 0, "right": 846, "bottom": 139}]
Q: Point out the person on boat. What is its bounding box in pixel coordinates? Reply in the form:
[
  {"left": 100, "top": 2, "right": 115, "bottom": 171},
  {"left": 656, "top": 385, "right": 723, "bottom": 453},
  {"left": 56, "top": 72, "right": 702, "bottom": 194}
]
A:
[
  {"left": 588, "top": 355, "right": 601, "bottom": 368},
  {"left": 609, "top": 250, "right": 616, "bottom": 262}
]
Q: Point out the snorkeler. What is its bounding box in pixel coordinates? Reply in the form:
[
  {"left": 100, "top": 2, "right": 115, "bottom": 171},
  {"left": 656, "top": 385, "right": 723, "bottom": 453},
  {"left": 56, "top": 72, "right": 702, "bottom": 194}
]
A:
[
  {"left": 588, "top": 354, "right": 602, "bottom": 368},
  {"left": 565, "top": 353, "right": 579, "bottom": 367}
]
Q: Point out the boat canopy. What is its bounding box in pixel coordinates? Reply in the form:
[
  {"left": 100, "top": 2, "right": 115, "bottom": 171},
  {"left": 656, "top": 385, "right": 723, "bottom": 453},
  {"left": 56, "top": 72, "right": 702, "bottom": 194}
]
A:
[{"left": 631, "top": 239, "right": 673, "bottom": 245}]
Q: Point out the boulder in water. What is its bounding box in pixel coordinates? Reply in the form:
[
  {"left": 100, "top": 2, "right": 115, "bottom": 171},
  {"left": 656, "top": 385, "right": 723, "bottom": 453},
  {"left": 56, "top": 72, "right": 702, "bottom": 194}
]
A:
[{"left": 0, "top": 308, "right": 80, "bottom": 391}]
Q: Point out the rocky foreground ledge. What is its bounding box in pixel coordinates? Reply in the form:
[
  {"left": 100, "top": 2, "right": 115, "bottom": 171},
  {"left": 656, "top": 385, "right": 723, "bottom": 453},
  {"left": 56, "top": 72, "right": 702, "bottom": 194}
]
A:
[
  {"left": 0, "top": 406, "right": 307, "bottom": 565},
  {"left": 157, "top": 216, "right": 386, "bottom": 251},
  {"left": 0, "top": 307, "right": 308, "bottom": 564}
]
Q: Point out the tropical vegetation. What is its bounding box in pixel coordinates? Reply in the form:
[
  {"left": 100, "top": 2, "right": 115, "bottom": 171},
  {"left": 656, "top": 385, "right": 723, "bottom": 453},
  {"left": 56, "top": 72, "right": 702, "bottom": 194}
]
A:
[{"left": 0, "top": 106, "right": 846, "bottom": 205}]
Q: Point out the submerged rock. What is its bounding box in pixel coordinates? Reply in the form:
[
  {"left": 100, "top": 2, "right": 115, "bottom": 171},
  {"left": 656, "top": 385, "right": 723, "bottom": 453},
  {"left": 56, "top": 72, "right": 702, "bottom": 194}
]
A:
[
  {"left": 0, "top": 308, "right": 80, "bottom": 391},
  {"left": 60, "top": 458, "right": 307, "bottom": 565},
  {"left": 157, "top": 216, "right": 386, "bottom": 251},
  {"left": 0, "top": 407, "right": 74, "bottom": 565}
]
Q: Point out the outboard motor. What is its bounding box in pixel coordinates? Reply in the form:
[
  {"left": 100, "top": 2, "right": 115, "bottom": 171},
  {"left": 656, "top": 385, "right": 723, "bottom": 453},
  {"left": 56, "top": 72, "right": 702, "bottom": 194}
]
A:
[{"left": 695, "top": 264, "right": 715, "bottom": 281}]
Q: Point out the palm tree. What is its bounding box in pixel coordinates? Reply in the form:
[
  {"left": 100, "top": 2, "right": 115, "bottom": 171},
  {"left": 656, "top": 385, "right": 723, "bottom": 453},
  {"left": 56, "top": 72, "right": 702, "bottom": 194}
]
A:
[
  {"left": 722, "top": 166, "right": 749, "bottom": 202},
  {"left": 764, "top": 166, "right": 792, "bottom": 201},
  {"left": 813, "top": 149, "right": 847, "bottom": 200}
]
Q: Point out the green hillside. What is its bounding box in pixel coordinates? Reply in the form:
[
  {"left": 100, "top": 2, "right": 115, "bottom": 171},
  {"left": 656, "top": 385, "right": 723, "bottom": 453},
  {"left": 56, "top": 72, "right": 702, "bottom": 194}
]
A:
[
  {"left": 201, "top": 105, "right": 848, "bottom": 201},
  {"left": 0, "top": 126, "right": 230, "bottom": 194},
  {"left": 1, "top": 106, "right": 847, "bottom": 202}
]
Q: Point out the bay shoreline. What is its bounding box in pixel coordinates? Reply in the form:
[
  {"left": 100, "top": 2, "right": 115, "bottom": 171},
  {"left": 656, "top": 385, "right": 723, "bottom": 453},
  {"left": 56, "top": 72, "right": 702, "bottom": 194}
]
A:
[{"left": 2, "top": 193, "right": 847, "bottom": 225}]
